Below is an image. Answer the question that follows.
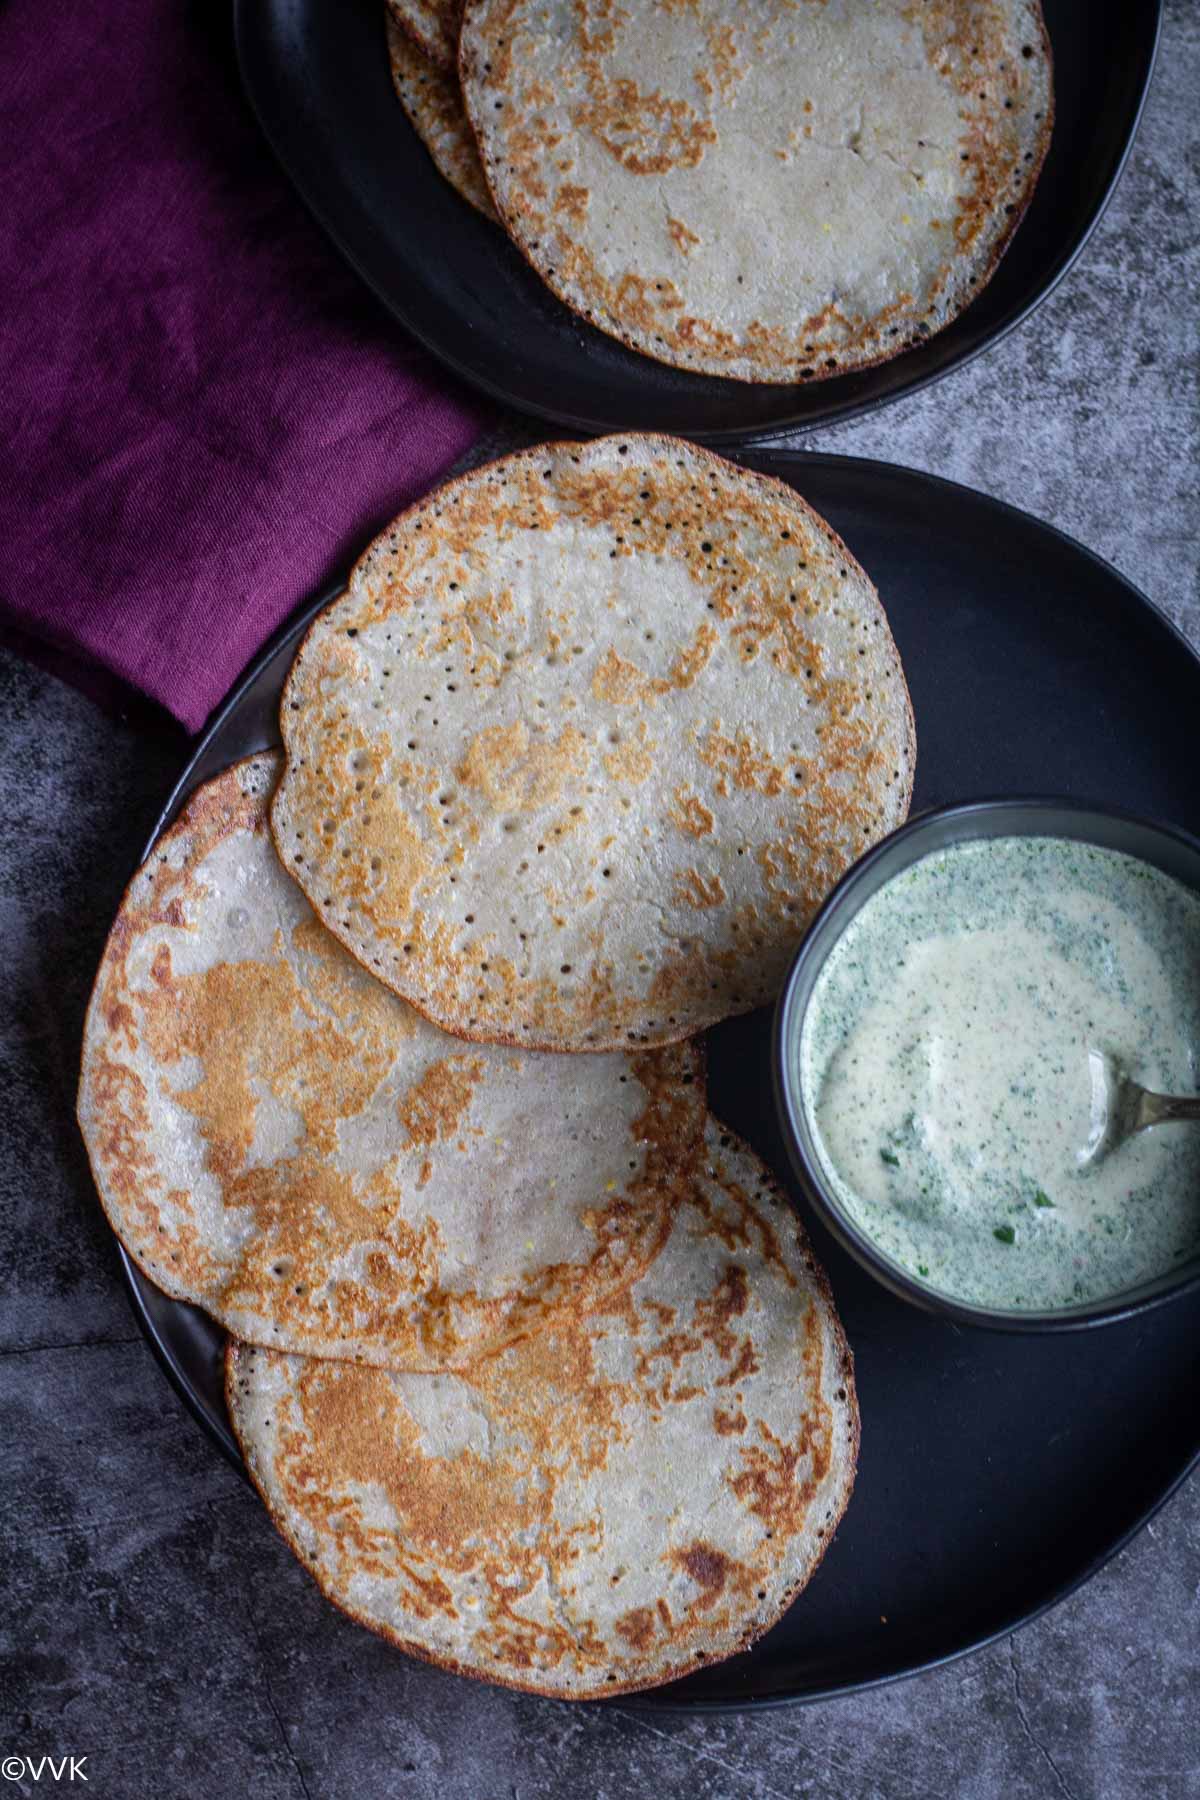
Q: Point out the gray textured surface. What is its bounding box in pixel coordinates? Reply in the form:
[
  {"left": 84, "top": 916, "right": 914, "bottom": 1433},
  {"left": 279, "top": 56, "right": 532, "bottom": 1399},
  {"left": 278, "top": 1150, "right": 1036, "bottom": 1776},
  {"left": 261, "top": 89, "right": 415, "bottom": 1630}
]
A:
[{"left": 2, "top": 4, "right": 1198, "bottom": 1795}]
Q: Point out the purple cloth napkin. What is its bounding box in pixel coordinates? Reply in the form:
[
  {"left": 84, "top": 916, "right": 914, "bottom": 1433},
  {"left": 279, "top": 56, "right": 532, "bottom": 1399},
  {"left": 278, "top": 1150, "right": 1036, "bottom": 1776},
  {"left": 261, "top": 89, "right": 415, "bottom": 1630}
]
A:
[{"left": 1, "top": 2, "right": 486, "bottom": 733}]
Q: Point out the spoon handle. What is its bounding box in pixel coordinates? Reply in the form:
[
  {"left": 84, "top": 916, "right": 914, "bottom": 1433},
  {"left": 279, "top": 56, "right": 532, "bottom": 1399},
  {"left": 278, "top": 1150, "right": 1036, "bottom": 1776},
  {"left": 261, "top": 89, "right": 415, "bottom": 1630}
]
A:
[{"left": 1141, "top": 1092, "right": 1200, "bottom": 1129}]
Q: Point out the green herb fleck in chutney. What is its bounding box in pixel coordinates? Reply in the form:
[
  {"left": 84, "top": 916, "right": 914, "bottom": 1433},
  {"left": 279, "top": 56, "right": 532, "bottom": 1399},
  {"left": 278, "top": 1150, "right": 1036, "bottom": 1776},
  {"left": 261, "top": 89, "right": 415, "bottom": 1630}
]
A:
[{"left": 798, "top": 837, "right": 1200, "bottom": 1311}]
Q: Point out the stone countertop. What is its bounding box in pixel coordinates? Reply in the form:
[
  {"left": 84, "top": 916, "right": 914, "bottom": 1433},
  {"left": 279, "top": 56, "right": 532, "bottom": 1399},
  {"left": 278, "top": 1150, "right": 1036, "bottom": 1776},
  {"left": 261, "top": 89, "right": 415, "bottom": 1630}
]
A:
[{"left": 2, "top": 5, "right": 1197, "bottom": 1796}]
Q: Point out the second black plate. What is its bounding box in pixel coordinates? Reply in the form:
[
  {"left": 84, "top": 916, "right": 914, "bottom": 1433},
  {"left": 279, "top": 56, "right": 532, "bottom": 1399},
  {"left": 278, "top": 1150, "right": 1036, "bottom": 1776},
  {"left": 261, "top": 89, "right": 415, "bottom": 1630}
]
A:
[
  {"left": 121, "top": 452, "right": 1200, "bottom": 1708},
  {"left": 234, "top": 0, "right": 1160, "bottom": 441}
]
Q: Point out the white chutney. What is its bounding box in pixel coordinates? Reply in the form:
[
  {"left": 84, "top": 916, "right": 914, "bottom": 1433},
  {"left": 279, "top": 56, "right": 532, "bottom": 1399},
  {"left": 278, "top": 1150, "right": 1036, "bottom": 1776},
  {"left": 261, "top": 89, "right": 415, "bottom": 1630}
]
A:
[{"left": 799, "top": 836, "right": 1200, "bottom": 1310}]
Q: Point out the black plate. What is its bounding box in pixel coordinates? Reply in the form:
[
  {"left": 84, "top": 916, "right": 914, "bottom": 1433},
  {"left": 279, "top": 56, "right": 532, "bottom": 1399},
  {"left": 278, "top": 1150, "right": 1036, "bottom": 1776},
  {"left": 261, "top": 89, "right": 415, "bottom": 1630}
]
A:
[
  {"left": 234, "top": 0, "right": 1160, "bottom": 442},
  {"left": 120, "top": 454, "right": 1200, "bottom": 1708}
]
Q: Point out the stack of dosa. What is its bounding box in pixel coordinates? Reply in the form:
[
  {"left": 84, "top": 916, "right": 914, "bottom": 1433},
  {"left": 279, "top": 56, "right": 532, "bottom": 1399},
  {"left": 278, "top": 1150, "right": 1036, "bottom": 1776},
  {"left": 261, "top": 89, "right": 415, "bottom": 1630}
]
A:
[
  {"left": 384, "top": 0, "right": 1052, "bottom": 383},
  {"left": 78, "top": 430, "right": 905, "bottom": 1693}
]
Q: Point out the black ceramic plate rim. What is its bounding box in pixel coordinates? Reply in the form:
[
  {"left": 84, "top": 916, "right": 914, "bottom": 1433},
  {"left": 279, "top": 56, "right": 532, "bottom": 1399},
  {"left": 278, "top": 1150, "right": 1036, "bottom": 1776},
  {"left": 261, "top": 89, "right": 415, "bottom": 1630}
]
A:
[
  {"left": 113, "top": 450, "right": 1200, "bottom": 1710},
  {"left": 773, "top": 794, "right": 1200, "bottom": 1334},
  {"left": 231, "top": 2, "right": 1162, "bottom": 444}
]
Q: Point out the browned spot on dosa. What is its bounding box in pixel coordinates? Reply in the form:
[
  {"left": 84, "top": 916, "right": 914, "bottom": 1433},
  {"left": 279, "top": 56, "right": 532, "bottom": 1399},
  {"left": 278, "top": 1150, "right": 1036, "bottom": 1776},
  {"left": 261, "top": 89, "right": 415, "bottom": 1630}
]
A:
[
  {"left": 615, "top": 1605, "right": 657, "bottom": 1651},
  {"left": 396, "top": 1055, "right": 487, "bottom": 1149},
  {"left": 673, "top": 868, "right": 725, "bottom": 910},
  {"left": 457, "top": 719, "right": 589, "bottom": 812},
  {"left": 667, "top": 788, "right": 715, "bottom": 837},
  {"left": 672, "top": 1541, "right": 731, "bottom": 1611},
  {"left": 667, "top": 215, "right": 701, "bottom": 257}
]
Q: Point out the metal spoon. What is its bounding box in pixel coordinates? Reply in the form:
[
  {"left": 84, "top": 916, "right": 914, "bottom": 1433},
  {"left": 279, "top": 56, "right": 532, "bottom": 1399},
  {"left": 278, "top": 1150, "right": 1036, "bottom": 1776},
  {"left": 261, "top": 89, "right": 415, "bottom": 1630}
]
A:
[{"left": 1081, "top": 1049, "right": 1200, "bottom": 1168}]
